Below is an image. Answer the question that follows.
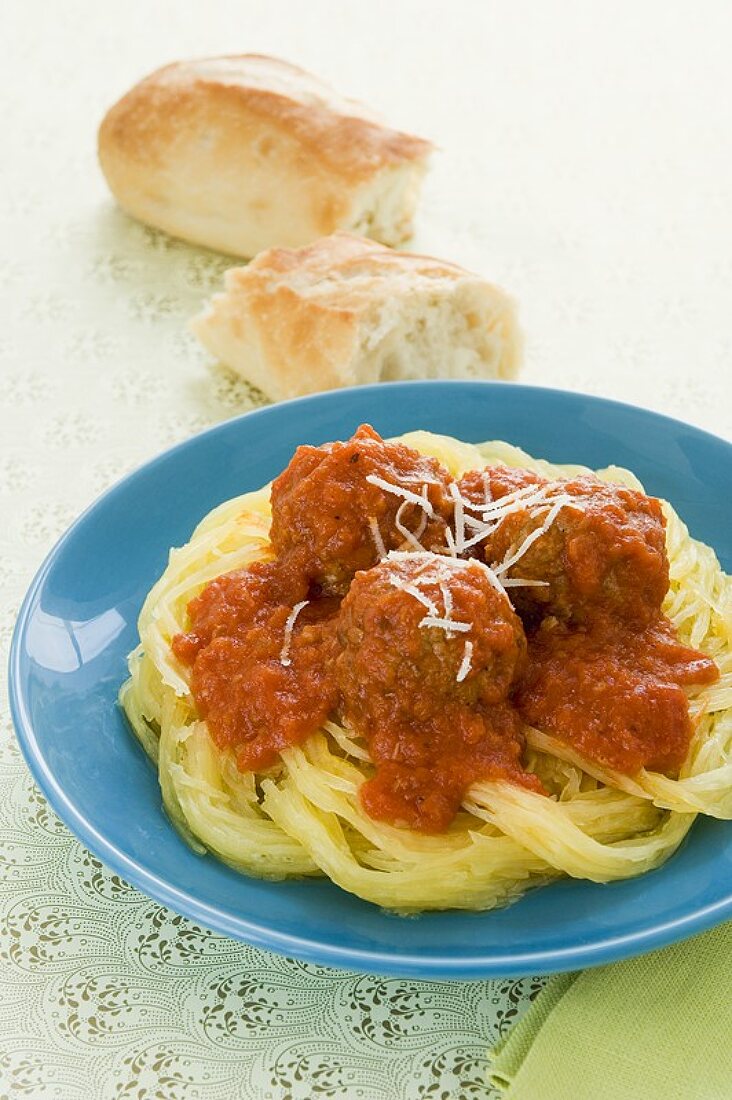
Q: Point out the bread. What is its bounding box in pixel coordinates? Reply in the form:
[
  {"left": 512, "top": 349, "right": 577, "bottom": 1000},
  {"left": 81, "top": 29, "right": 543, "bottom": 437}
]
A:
[
  {"left": 98, "top": 55, "right": 433, "bottom": 257},
  {"left": 191, "top": 233, "right": 522, "bottom": 400}
]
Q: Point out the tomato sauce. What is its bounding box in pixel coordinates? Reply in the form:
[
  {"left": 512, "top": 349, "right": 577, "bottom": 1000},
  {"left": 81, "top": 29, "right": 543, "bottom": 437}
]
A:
[
  {"left": 517, "top": 614, "right": 718, "bottom": 774},
  {"left": 172, "top": 562, "right": 340, "bottom": 771},
  {"left": 172, "top": 428, "right": 719, "bottom": 833},
  {"left": 358, "top": 704, "right": 543, "bottom": 833}
]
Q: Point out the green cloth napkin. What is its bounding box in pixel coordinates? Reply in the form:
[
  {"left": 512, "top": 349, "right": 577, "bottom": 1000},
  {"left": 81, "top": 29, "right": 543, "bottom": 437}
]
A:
[{"left": 490, "top": 923, "right": 732, "bottom": 1100}]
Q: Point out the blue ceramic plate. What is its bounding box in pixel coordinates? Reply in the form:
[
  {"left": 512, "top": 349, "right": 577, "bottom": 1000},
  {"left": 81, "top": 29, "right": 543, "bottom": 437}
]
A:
[{"left": 8, "top": 382, "right": 732, "bottom": 978}]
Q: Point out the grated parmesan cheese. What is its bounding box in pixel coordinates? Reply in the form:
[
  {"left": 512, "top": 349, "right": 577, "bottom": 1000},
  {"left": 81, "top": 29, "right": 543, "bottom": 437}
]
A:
[
  {"left": 419, "top": 615, "right": 471, "bottom": 633},
  {"left": 450, "top": 482, "right": 571, "bottom": 554},
  {"left": 461, "top": 522, "right": 500, "bottom": 553},
  {"left": 387, "top": 550, "right": 450, "bottom": 564},
  {"left": 365, "top": 474, "right": 435, "bottom": 516},
  {"left": 449, "top": 481, "right": 466, "bottom": 553},
  {"left": 280, "top": 600, "right": 309, "bottom": 666},
  {"left": 469, "top": 482, "right": 551, "bottom": 518},
  {"left": 395, "top": 499, "right": 427, "bottom": 552},
  {"left": 456, "top": 639, "right": 473, "bottom": 682},
  {"left": 479, "top": 562, "right": 507, "bottom": 594},
  {"left": 494, "top": 494, "right": 571, "bottom": 576},
  {"left": 413, "top": 486, "right": 430, "bottom": 541},
  {"left": 389, "top": 576, "right": 439, "bottom": 615},
  {"left": 464, "top": 513, "right": 491, "bottom": 532},
  {"left": 368, "top": 516, "right": 387, "bottom": 559},
  {"left": 444, "top": 527, "right": 458, "bottom": 557},
  {"left": 365, "top": 467, "right": 571, "bottom": 648}
]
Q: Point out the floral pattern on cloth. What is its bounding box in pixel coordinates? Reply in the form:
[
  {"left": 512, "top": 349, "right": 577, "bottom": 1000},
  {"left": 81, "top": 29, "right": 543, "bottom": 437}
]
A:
[{"left": 2, "top": 1, "right": 732, "bottom": 1097}]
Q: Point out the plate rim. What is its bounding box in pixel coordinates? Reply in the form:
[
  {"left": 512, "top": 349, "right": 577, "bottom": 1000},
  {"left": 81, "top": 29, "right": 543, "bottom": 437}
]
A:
[{"left": 8, "top": 379, "right": 732, "bottom": 978}]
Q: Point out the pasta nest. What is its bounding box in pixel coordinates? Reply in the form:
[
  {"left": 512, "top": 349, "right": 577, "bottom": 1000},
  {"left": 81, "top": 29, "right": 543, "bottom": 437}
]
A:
[{"left": 120, "top": 433, "right": 732, "bottom": 912}]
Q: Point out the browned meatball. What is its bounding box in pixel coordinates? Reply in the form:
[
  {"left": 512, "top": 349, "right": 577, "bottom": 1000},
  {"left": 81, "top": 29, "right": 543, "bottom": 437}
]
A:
[
  {"left": 335, "top": 552, "right": 537, "bottom": 832},
  {"left": 458, "top": 466, "right": 669, "bottom": 625},
  {"left": 337, "top": 552, "right": 526, "bottom": 715},
  {"left": 269, "top": 424, "right": 454, "bottom": 595}
]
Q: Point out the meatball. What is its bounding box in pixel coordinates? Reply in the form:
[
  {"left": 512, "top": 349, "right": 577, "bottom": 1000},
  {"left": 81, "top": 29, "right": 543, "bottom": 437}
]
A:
[
  {"left": 337, "top": 553, "right": 526, "bottom": 715},
  {"left": 335, "top": 553, "right": 537, "bottom": 831},
  {"left": 458, "top": 466, "right": 669, "bottom": 626},
  {"left": 269, "top": 424, "right": 454, "bottom": 594}
]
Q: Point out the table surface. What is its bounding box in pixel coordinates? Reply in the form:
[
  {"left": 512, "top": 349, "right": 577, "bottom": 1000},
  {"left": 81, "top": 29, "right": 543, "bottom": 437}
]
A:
[{"left": 2, "top": 2, "right": 731, "bottom": 1097}]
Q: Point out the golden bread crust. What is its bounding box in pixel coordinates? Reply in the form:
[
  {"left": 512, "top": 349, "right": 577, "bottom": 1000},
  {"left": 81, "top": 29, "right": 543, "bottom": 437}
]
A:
[
  {"left": 192, "top": 233, "right": 522, "bottom": 399},
  {"left": 98, "top": 55, "right": 432, "bottom": 255}
]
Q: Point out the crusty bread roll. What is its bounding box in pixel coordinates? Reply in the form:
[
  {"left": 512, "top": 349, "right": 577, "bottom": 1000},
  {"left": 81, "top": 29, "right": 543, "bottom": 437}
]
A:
[
  {"left": 191, "top": 233, "right": 521, "bottom": 400},
  {"left": 98, "top": 55, "right": 432, "bottom": 256}
]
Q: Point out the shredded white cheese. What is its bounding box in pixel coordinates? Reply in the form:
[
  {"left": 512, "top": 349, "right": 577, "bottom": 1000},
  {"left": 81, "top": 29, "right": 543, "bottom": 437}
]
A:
[
  {"left": 456, "top": 639, "right": 474, "bottom": 682},
  {"left": 386, "top": 550, "right": 449, "bottom": 564},
  {"left": 461, "top": 522, "right": 499, "bottom": 553},
  {"left": 386, "top": 550, "right": 477, "bottom": 573},
  {"left": 383, "top": 550, "right": 524, "bottom": 657},
  {"left": 386, "top": 550, "right": 503, "bottom": 587},
  {"left": 368, "top": 516, "right": 387, "bottom": 559},
  {"left": 365, "top": 474, "right": 435, "bottom": 516},
  {"left": 386, "top": 551, "right": 471, "bottom": 634},
  {"left": 365, "top": 467, "right": 571, "bottom": 636},
  {"left": 470, "top": 482, "right": 551, "bottom": 518},
  {"left": 414, "top": 486, "right": 430, "bottom": 540},
  {"left": 464, "top": 513, "right": 491, "bottom": 532},
  {"left": 449, "top": 481, "right": 466, "bottom": 553},
  {"left": 444, "top": 527, "right": 458, "bottom": 557},
  {"left": 494, "top": 494, "right": 571, "bottom": 576},
  {"left": 395, "top": 499, "right": 427, "bottom": 552},
  {"left": 450, "top": 482, "right": 568, "bottom": 554},
  {"left": 280, "top": 600, "right": 309, "bottom": 666},
  {"left": 389, "top": 577, "right": 439, "bottom": 615},
  {"left": 419, "top": 615, "right": 471, "bottom": 633},
  {"left": 480, "top": 562, "right": 507, "bottom": 594}
]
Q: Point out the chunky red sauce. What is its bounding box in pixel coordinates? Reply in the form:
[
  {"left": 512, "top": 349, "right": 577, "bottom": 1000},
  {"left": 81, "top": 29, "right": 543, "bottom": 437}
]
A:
[
  {"left": 172, "top": 562, "right": 340, "bottom": 771},
  {"left": 517, "top": 614, "right": 718, "bottom": 773},
  {"left": 172, "top": 426, "right": 719, "bottom": 833}
]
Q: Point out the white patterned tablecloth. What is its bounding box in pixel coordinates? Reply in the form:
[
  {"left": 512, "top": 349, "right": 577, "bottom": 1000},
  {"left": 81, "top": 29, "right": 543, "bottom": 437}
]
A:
[{"left": 1, "top": 2, "right": 731, "bottom": 1097}]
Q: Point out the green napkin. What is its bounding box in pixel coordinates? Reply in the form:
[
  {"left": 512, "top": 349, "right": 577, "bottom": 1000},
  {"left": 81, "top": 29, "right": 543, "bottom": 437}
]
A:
[{"left": 490, "top": 923, "right": 732, "bottom": 1100}]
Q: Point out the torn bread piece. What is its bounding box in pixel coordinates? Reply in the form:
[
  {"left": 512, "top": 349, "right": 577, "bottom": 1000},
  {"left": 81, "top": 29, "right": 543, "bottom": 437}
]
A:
[
  {"left": 98, "top": 55, "right": 432, "bottom": 256},
  {"left": 191, "top": 233, "right": 522, "bottom": 400}
]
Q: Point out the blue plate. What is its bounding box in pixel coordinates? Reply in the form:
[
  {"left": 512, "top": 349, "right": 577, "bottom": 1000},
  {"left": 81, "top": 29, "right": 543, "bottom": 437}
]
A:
[{"left": 8, "top": 381, "right": 732, "bottom": 978}]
